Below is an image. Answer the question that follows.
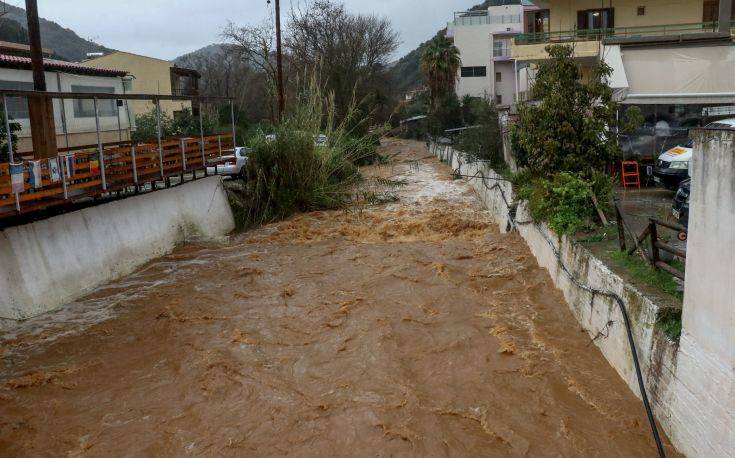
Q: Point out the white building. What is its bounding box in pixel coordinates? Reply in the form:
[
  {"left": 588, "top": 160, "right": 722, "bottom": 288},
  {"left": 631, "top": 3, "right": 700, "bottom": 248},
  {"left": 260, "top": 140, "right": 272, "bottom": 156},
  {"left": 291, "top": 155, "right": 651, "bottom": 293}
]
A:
[
  {"left": 0, "top": 42, "right": 132, "bottom": 154},
  {"left": 447, "top": 1, "right": 529, "bottom": 106}
]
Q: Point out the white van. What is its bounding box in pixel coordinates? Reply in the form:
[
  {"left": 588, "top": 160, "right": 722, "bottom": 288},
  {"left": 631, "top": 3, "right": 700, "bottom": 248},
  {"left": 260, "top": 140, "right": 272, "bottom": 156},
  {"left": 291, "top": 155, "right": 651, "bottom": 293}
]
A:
[{"left": 653, "top": 118, "right": 735, "bottom": 189}]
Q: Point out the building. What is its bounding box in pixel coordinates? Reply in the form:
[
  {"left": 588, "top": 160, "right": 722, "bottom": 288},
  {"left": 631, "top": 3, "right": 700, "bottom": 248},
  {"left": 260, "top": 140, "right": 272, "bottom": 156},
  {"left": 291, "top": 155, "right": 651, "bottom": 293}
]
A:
[
  {"left": 0, "top": 43, "right": 132, "bottom": 154},
  {"left": 81, "top": 51, "right": 200, "bottom": 120},
  {"left": 511, "top": 0, "right": 735, "bottom": 159},
  {"left": 447, "top": 0, "right": 536, "bottom": 106}
]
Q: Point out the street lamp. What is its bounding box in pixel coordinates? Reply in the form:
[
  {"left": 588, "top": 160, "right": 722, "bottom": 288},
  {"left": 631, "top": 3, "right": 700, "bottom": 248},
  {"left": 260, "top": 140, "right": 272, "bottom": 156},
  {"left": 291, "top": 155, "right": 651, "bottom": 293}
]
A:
[{"left": 267, "top": 0, "right": 286, "bottom": 122}]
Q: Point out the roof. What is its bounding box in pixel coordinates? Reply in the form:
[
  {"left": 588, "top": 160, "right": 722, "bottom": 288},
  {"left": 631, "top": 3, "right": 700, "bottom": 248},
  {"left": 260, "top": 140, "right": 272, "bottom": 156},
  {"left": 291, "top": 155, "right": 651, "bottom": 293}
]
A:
[
  {"left": 0, "top": 54, "right": 127, "bottom": 77},
  {"left": 0, "top": 40, "right": 53, "bottom": 57}
]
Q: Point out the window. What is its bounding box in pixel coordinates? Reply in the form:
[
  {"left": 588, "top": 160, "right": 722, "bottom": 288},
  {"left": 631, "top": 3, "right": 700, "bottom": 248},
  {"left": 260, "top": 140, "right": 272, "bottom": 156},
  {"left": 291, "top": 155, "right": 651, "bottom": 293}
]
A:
[
  {"left": 525, "top": 9, "right": 550, "bottom": 34},
  {"left": 493, "top": 38, "right": 511, "bottom": 57},
  {"left": 0, "top": 80, "right": 34, "bottom": 119},
  {"left": 637, "top": 6, "right": 646, "bottom": 16},
  {"left": 703, "top": 0, "right": 735, "bottom": 22},
  {"left": 460, "top": 66, "right": 487, "bottom": 78},
  {"left": 71, "top": 85, "right": 117, "bottom": 118},
  {"left": 495, "top": 72, "right": 502, "bottom": 82},
  {"left": 577, "top": 8, "right": 614, "bottom": 30},
  {"left": 496, "top": 94, "right": 502, "bottom": 105}
]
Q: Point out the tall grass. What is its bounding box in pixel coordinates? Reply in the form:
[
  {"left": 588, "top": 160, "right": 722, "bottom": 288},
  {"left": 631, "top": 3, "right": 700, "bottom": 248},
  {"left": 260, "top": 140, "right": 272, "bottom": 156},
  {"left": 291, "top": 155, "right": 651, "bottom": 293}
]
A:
[{"left": 239, "top": 76, "right": 384, "bottom": 228}]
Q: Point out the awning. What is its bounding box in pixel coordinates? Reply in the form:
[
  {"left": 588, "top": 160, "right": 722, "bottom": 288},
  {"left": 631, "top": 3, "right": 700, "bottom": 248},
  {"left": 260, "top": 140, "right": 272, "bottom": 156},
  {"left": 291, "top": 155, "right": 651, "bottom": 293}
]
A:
[
  {"left": 620, "top": 44, "right": 735, "bottom": 104},
  {"left": 601, "top": 45, "right": 629, "bottom": 101}
]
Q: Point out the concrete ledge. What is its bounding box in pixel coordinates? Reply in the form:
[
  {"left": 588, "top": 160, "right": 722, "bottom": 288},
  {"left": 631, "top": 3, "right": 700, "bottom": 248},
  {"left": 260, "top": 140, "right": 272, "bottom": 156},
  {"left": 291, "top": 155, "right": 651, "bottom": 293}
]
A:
[{"left": 0, "top": 176, "right": 235, "bottom": 320}]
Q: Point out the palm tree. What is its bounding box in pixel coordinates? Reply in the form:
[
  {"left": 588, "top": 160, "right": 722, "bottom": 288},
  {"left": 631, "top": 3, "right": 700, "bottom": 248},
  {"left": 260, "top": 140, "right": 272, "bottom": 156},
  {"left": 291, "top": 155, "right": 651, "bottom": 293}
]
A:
[{"left": 420, "top": 34, "right": 461, "bottom": 109}]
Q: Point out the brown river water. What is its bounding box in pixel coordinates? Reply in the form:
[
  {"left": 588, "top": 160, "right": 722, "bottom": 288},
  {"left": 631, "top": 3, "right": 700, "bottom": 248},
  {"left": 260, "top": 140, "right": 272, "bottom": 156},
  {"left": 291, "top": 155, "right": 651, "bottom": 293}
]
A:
[{"left": 0, "top": 139, "right": 678, "bottom": 456}]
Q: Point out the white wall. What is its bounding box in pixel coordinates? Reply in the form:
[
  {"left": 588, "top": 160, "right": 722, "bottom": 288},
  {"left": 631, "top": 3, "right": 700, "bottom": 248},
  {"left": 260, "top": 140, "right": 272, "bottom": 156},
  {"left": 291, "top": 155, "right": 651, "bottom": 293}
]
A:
[
  {"left": 450, "top": 4, "right": 524, "bottom": 100},
  {"left": 0, "top": 68, "right": 130, "bottom": 136},
  {"left": 0, "top": 176, "right": 235, "bottom": 320},
  {"left": 666, "top": 128, "right": 735, "bottom": 457}
]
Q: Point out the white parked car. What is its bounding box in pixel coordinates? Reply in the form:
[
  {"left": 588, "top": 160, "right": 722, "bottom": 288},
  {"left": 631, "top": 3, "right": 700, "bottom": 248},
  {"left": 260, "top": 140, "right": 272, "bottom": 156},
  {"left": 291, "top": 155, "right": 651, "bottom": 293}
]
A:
[
  {"left": 653, "top": 118, "right": 735, "bottom": 189},
  {"left": 207, "top": 147, "right": 250, "bottom": 178}
]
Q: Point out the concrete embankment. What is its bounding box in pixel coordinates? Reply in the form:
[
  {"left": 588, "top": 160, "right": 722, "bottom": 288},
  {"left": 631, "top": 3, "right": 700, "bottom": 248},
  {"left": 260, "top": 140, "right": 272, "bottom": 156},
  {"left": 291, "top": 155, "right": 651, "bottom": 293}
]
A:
[
  {"left": 429, "top": 142, "right": 687, "bottom": 453},
  {"left": 0, "top": 176, "right": 235, "bottom": 320}
]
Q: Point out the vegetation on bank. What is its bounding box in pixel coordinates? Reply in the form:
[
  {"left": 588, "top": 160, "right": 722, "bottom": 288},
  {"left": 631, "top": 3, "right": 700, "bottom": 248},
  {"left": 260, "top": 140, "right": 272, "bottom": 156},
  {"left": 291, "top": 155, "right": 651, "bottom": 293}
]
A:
[
  {"left": 234, "top": 78, "right": 384, "bottom": 229},
  {"left": 511, "top": 44, "right": 641, "bottom": 235}
]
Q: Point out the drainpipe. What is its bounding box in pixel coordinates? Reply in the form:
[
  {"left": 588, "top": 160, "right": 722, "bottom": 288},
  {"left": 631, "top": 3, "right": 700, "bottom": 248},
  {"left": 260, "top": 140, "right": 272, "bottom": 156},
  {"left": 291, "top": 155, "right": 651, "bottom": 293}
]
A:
[{"left": 719, "top": 0, "right": 732, "bottom": 34}]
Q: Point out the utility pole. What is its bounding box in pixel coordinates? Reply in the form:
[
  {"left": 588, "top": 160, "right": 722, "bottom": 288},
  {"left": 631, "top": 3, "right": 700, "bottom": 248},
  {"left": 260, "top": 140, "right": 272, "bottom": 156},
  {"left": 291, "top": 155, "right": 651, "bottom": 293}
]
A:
[
  {"left": 268, "top": 0, "right": 286, "bottom": 122},
  {"left": 26, "top": 0, "right": 58, "bottom": 158}
]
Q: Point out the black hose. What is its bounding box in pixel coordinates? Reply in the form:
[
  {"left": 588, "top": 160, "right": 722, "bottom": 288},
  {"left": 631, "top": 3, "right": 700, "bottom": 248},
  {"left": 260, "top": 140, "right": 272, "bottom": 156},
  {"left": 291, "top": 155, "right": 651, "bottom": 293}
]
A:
[{"left": 431, "top": 141, "right": 667, "bottom": 458}]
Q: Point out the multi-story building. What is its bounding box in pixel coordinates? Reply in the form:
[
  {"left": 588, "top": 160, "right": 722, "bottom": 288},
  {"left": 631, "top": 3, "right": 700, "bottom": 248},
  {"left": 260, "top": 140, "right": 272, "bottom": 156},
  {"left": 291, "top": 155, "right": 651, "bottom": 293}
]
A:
[
  {"left": 448, "top": 0, "right": 537, "bottom": 107},
  {"left": 512, "top": 0, "right": 735, "bottom": 159},
  {"left": 81, "top": 51, "right": 200, "bottom": 120}
]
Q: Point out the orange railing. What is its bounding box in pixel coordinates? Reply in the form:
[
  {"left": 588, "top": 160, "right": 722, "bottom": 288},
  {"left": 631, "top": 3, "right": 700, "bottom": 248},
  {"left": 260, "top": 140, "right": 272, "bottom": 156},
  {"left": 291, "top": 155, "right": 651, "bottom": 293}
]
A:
[{"left": 0, "top": 133, "right": 234, "bottom": 219}]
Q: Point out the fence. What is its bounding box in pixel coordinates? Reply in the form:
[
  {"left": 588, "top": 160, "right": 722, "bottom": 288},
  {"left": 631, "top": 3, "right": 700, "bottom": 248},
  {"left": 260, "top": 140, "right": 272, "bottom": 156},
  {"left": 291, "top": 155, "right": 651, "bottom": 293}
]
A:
[
  {"left": 615, "top": 202, "right": 687, "bottom": 280},
  {"left": 0, "top": 89, "right": 238, "bottom": 221}
]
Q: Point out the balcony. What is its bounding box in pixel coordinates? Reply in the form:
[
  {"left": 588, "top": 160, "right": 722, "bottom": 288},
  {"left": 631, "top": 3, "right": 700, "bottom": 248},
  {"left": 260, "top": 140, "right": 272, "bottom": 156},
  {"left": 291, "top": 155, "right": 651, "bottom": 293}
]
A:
[
  {"left": 451, "top": 11, "right": 521, "bottom": 27},
  {"left": 514, "top": 21, "right": 727, "bottom": 45}
]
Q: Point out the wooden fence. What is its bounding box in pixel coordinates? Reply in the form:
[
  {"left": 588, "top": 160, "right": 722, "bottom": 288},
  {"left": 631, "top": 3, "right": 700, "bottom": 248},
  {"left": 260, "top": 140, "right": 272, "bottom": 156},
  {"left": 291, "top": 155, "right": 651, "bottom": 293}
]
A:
[{"left": 0, "top": 133, "right": 234, "bottom": 219}]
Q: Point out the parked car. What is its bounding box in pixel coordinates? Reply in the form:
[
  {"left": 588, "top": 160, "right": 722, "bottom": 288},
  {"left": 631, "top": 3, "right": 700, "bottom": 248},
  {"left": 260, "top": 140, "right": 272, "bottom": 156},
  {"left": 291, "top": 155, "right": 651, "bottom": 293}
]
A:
[
  {"left": 207, "top": 147, "right": 250, "bottom": 178},
  {"left": 672, "top": 178, "right": 690, "bottom": 228},
  {"left": 654, "top": 118, "right": 735, "bottom": 190}
]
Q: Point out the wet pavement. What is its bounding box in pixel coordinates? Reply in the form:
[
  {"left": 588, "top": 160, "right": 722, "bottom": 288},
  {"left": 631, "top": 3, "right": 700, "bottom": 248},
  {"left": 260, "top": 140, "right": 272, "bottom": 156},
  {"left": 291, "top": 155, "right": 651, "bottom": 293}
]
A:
[{"left": 0, "top": 139, "right": 679, "bottom": 456}]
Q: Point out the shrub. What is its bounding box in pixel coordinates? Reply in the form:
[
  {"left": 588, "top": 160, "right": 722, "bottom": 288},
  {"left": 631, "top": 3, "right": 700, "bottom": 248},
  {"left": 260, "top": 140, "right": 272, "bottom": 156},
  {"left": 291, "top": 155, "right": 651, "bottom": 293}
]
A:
[
  {"left": 517, "top": 172, "right": 595, "bottom": 235},
  {"left": 131, "top": 108, "right": 216, "bottom": 143},
  {"left": 455, "top": 96, "right": 503, "bottom": 167},
  {"left": 240, "top": 75, "right": 380, "bottom": 228}
]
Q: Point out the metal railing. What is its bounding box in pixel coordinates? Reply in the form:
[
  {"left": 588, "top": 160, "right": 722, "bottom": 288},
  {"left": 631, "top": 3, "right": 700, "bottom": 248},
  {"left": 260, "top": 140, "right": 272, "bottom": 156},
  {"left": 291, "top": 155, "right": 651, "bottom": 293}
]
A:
[
  {"left": 452, "top": 11, "right": 521, "bottom": 26},
  {"left": 514, "top": 21, "right": 723, "bottom": 45},
  {"left": 0, "top": 89, "right": 237, "bottom": 221}
]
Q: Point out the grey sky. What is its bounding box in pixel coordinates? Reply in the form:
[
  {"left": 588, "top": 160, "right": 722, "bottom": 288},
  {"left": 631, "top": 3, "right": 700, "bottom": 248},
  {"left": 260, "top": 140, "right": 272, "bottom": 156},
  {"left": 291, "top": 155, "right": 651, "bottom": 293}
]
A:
[{"left": 9, "top": 0, "right": 483, "bottom": 61}]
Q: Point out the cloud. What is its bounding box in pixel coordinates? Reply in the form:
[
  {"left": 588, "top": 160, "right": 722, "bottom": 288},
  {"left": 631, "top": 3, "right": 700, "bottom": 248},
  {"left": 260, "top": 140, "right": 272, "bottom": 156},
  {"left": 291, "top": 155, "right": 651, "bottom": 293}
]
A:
[{"left": 28, "top": 0, "right": 481, "bottom": 60}]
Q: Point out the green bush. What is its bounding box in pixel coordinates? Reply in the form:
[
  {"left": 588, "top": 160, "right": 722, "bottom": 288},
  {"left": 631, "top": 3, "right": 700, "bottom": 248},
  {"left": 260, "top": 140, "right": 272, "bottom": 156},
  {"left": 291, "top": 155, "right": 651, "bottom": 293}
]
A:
[
  {"left": 240, "top": 75, "right": 380, "bottom": 228},
  {"left": 517, "top": 172, "right": 595, "bottom": 235},
  {"left": 131, "top": 108, "right": 216, "bottom": 143},
  {"left": 455, "top": 96, "right": 503, "bottom": 167}
]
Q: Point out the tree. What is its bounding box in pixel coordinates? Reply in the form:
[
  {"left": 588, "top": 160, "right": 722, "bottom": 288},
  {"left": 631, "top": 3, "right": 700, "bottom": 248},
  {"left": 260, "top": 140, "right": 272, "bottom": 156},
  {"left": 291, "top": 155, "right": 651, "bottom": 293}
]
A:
[
  {"left": 223, "top": 21, "right": 283, "bottom": 123},
  {"left": 512, "top": 44, "right": 621, "bottom": 177},
  {"left": 420, "top": 34, "right": 461, "bottom": 109},
  {"left": 286, "top": 0, "right": 399, "bottom": 127}
]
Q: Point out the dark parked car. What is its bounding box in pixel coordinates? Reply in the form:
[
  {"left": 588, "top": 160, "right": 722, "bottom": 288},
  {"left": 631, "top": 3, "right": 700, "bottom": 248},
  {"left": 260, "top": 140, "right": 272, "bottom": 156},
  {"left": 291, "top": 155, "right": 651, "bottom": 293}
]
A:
[{"left": 672, "top": 178, "right": 690, "bottom": 228}]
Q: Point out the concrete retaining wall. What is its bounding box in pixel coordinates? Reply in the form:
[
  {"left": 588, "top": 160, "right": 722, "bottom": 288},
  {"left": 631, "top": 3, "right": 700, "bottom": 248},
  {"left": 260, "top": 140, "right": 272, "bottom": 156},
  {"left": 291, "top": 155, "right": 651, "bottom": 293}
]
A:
[
  {"left": 431, "top": 143, "right": 688, "bottom": 453},
  {"left": 666, "top": 129, "right": 735, "bottom": 457},
  {"left": 0, "top": 176, "right": 235, "bottom": 320}
]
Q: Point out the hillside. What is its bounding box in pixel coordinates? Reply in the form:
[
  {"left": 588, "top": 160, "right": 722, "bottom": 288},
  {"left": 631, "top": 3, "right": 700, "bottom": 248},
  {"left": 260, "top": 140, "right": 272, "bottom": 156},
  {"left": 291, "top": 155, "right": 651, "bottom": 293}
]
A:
[
  {"left": 386, "top": 0, "right": 496, "bottom": 93},
  {"left": 0, "top": 17, "right": 28, "bottom": 44},
  {"left": 0, "top": 1, "right": 111, "bottom": 61}
]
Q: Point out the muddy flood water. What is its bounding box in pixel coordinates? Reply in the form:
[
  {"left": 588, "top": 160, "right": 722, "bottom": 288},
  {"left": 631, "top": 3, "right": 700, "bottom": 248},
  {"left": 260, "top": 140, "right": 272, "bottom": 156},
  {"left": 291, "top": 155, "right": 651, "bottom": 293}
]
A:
[{"left": 0, "top": 139, "right": 678, "bottom": 456}]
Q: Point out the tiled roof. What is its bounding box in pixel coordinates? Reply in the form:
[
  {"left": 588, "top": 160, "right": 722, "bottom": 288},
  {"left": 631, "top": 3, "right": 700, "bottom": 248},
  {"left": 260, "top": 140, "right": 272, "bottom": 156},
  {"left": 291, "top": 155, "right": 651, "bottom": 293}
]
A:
[{"left": 0, "top": 54, "right": 128, "bottom": 77}]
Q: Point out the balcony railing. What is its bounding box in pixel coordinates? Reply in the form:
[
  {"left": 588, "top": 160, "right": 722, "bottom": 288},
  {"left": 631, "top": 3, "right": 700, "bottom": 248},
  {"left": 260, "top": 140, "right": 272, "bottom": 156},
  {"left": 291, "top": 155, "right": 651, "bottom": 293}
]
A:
[
  {"left": 452, "top": 11, "right": 521, "bottom": 27},
  {"left": 514, "top": 21, "right": 723, "bottom": 45}
]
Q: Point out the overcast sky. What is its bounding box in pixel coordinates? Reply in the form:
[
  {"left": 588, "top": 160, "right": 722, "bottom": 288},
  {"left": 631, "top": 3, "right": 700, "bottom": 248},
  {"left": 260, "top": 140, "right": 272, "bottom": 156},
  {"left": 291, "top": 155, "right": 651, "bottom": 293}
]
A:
[{"left": 8, "top": 0, "right": 482, "bottom": 61}]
